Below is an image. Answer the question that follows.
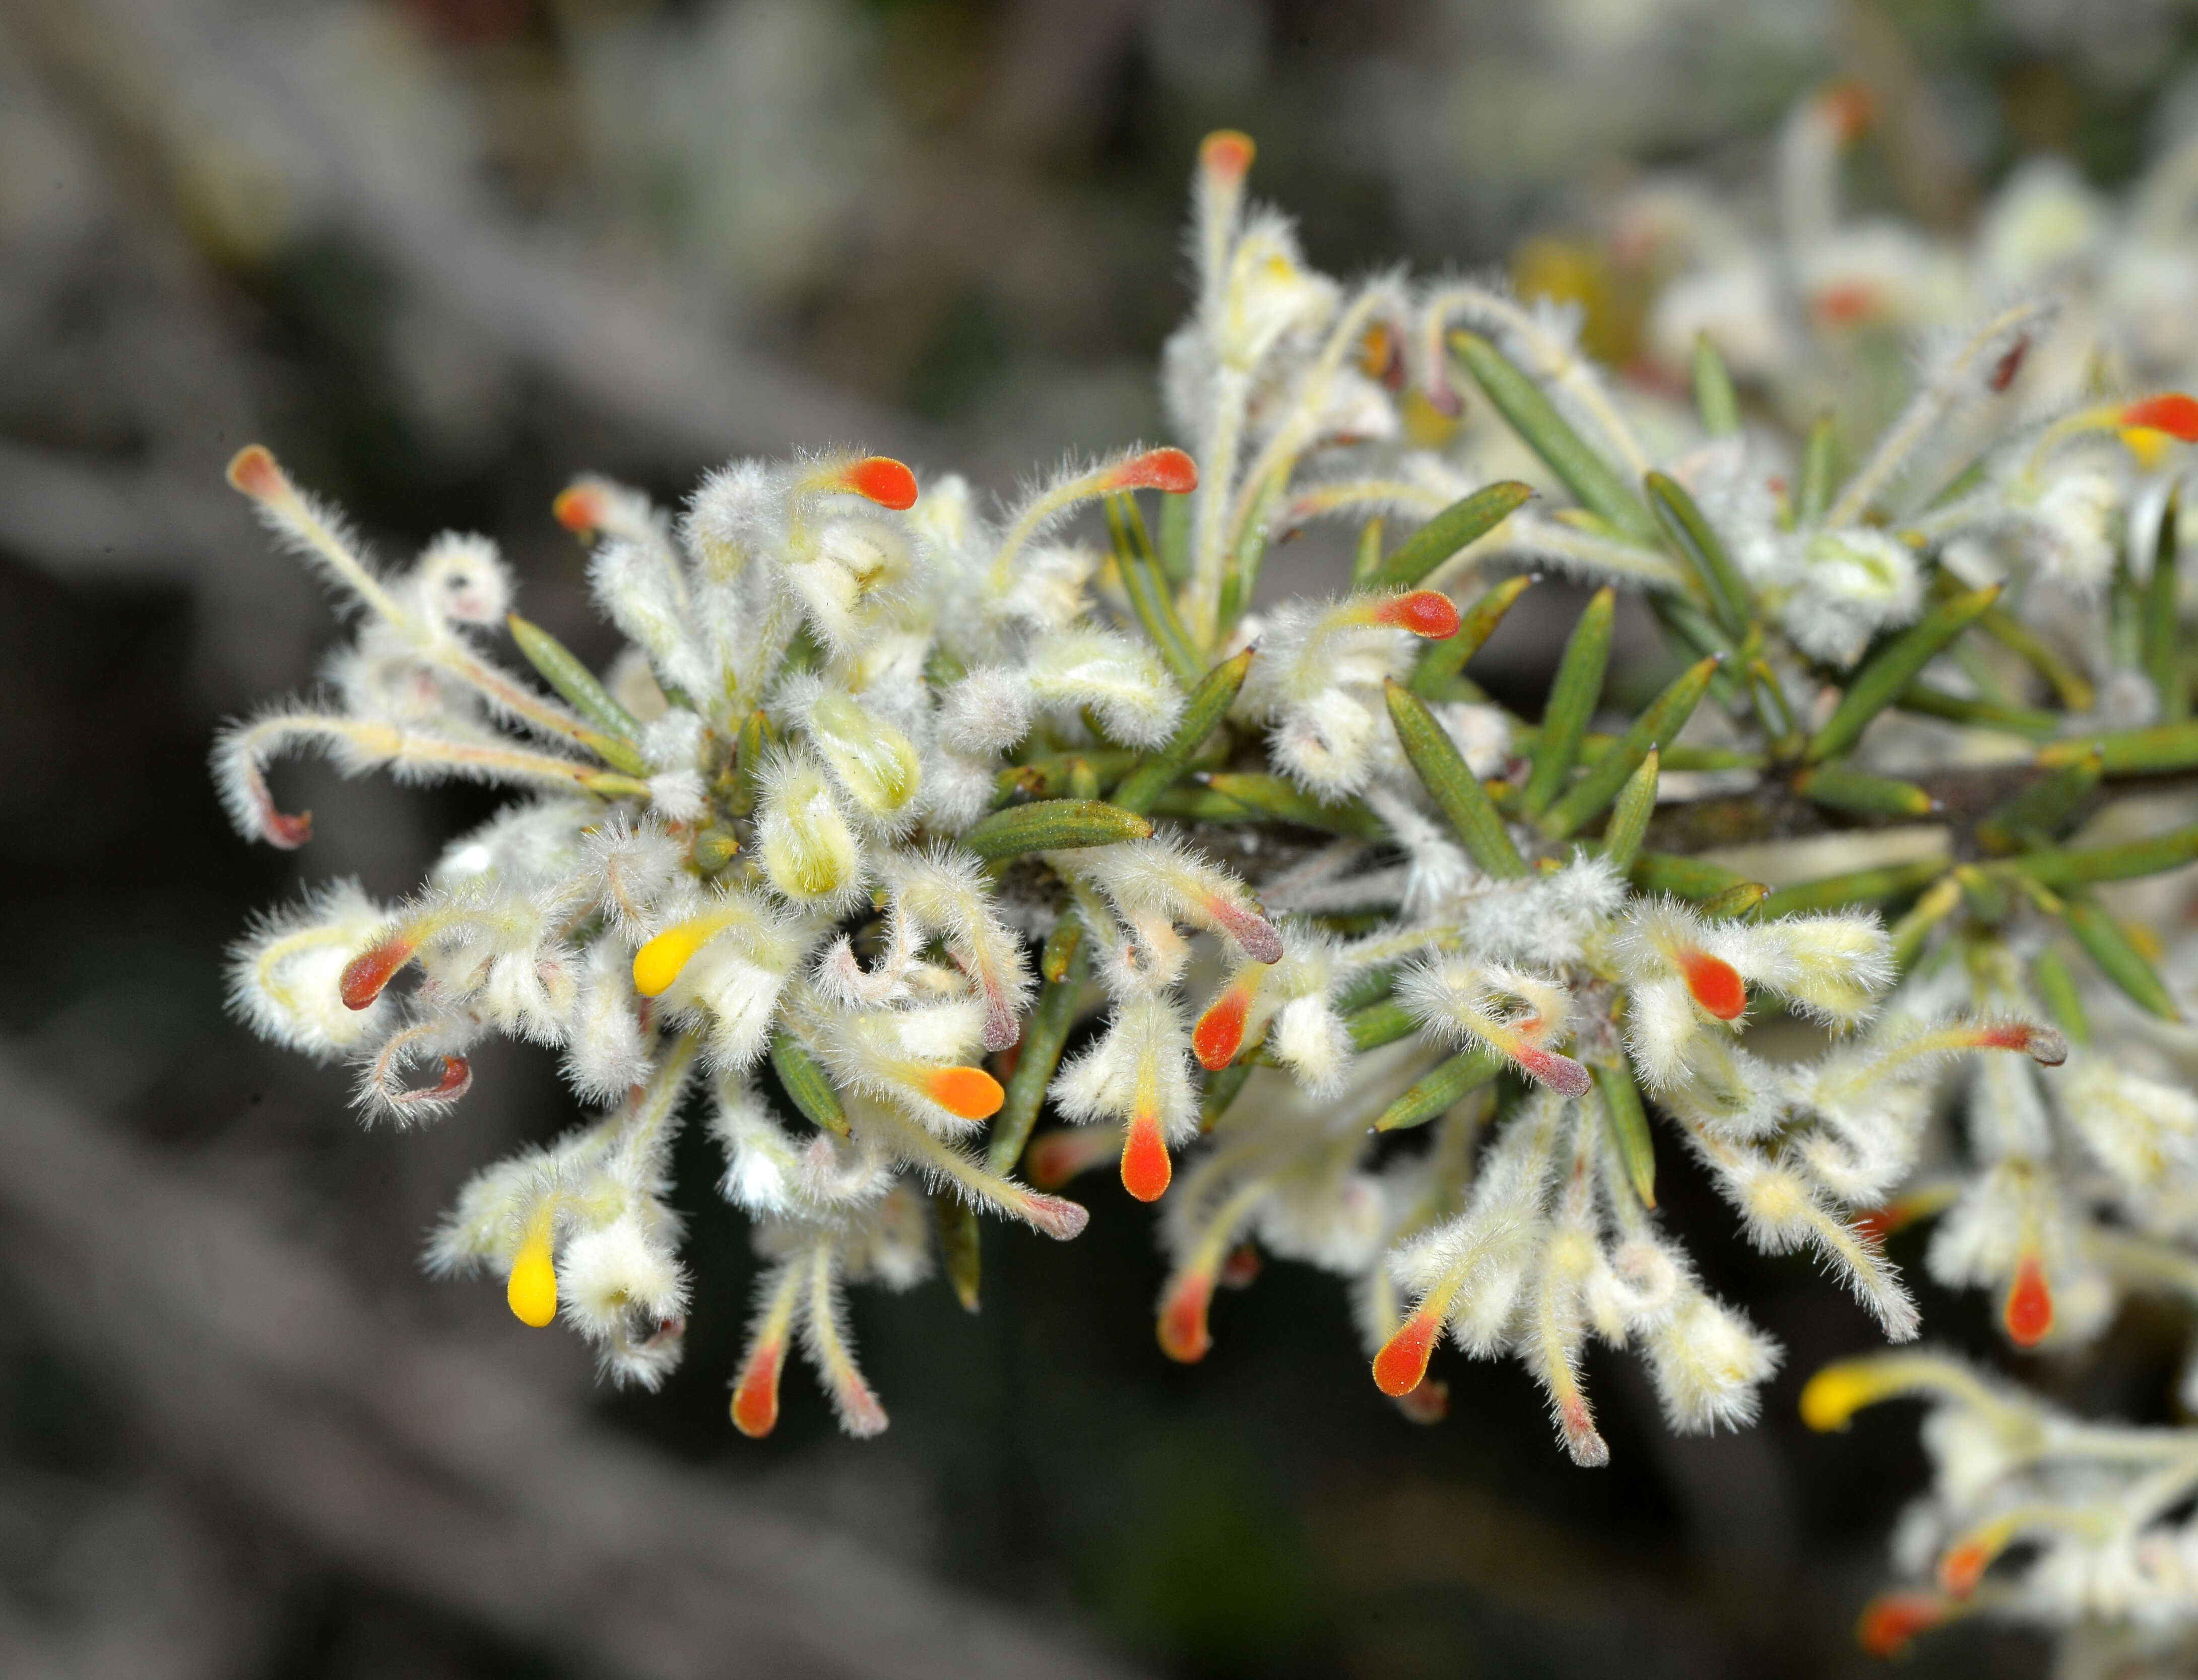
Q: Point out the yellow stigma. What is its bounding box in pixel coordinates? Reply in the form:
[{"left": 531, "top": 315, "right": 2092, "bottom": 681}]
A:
[
  {"left": 632, "top": 919, "right": 717, "bottom": 998},
  {"left": 506, "top": 1220, "right": 559, "bottom": 1328},
  {"left": 2121, "top": 426, "right": 2173, "bottom": 471},
  {"left": 1798, "top": 1360, "right": 1895, "bottom": 1432}
]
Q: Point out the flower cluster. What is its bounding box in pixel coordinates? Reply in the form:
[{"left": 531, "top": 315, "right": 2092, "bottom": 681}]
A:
[{"left": 226, "top": 114, "right": 2198, "bottom": 1659}]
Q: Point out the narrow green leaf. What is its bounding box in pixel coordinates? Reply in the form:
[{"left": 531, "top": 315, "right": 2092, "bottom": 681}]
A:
[
  {"left": 1806, "top": 586, "right": 2002, "bottom": 763},
  {"left": 2030, "top": 947, "right": 2093, "bottom": 1047},
  {"left": 1157, "top": 485, "right": 1192, "bottom": 585},
  {"left": 1888, "top": 875, "right": 1960, "bottom": 967},
  {"left": 730, "top": 707, "right": 772, "bottom": 818},
  {"left": 1105, "top": 494, "right": 1204, "bottom": 686},
  {"left": 1112, "top": 647, "right": 1255, "bottom": 815},
  {"left": 994, "top": 748, "right": 1140, "bottom": 807},
  {"left": 1542, "top": 655, "right": 1720, "bottom": 839},
  {"left": 1645, "top": 594, "right": 1744, "bottom": 711},
  {"left": 1797, "top": 412, "right": 1837, "bottom": 526},
  {"left": 961, "top": 800, "right": 1154, "bottom": 860},
  {"left": 1591, "top": 1060, "right": 1656, "bottom": 1206},
  {"left": 1200, "top": 773, "right": 1388, "bottom": 840},
  {"left": 1351, "top": 516, "right": 1386, "bottom": 586},
  {"left": 1200, "top": 1059, "right": 1255, "bottom": 1130},
  {"left": 988, "top": 938, "right": 1086, "bottom": 1174},
  {"left": 507, "top": 612, "right": 644, "bottom": 742},
  {"left": 1646, "top": 472, "right": 1751, "bottom": 638},
  {"left": 1692, "top": 335, "right": 1740, "bottom": 438},
  {"left": 1448, "top": 331, "right": 1661, "bottom": 545},
  {"left": 1630, "top": 852, "right": 1746, "bottom": 899},
  {"left": 932, "top": 1193, "right": 982, "bottom": 1312},
  {"left": 2146, "top": 492, "right": 2184, "bottom": 721},
  {"left": 1977, "top": 749, "right": 2103, "bottom": 854},
  {"left": 1368, "top": 480, "right": 1536, "bottom": 590},
  {"left": 1522, "top": 587, "right": 1615, "bottom": 816},
  {"left": 1700, "top": 880, "right": 1770, "bottom": 920},
  {"left": 1040, "top": 915, "right": 1082, "bottom": 983},
  {"left": 1346, "top": 998, "right": 1421, "bottom": 1053},
  {"left": 1373, "top": 1049, "right": 1500, "bottom": 1132},
  {"left": 1409, "top": 571, "right": 1535, "bottom": 698},
  {"left": 1333, "top": 966, "right": 1397, "bottom": 1014},
  {"left": 1794, "top": 763, "right": 1938, "bottom": 819},
  {"left": 2002, "top": 823, "right": 2198, "bottom": 888},
  {"left": 1758, "top": 859, "right": 1945, "bottom": 918},
  {"left": 770, "top": 1032, "right": 849, "bottom": 1138},
  {"left": 1977, "top": 604, "right": 2094, "bottom": 713},
  {"left": 2062, "top": 894, "right": 2181, "bottom": 1020},
  {"left": 2040, "top": 722, "right": 2198, "bottom": 774},
  {"left": 1599, "top": 749, "right": 1659, "bottom": 874},
  {"left": 1218, "top": 472, "right": 1284, "bottom": 633},
  {"left": 1898, "top": 683, "right": 2060, "bottom": 741},
  {"left": 1384, "top": 678, "right": 1529, "bottom": 878}
]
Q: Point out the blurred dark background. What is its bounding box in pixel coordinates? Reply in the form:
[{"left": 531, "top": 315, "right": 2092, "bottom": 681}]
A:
[{"left": 6, "top": 1, "right": 2198, "bottom": 1675}]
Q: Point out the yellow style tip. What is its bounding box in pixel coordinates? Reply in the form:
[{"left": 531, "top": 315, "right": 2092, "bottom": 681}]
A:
[{"left": 507, "top": 1241, "right": 558, "bottom": 1328}]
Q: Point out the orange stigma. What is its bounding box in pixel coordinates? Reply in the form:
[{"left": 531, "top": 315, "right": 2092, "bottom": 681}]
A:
[
  {"left": 1104, "top": 447, "right": 1198, "bottom": 495},
  {"left": 1373, "top": 1305, "right": 1442, "bottom": 1397},
  {"left": 1121, "top": 1113, "right": 1172, "bottom": 1202},
  {"left": 341, "top": 935, "right": 419, "bottom": 1011},
  {"left": 2005, "top": 1255, "right": 2053, "bottom": 1347},
  {"left": 2121, "top": 394, "right": 2198, "bottom": 442},
  {"left": 927, "top": 1065, "right": 1005, "bottom": 1121},
  {"left": 1157, "top": 1272, "right": 1214, "bottom": 1363},
  {"left": 1372, "top": 590, "right": 1461, "bottom": 639},
  {"left": 731, "top": 1337, "right": 784, "bottom": 1438},
  {"left": 552, "top": 483, "right": 606, "bottom": 535},
  {"left": 225, "top": 444, "right": 284, "bottom": 501},
  {"left": 1857, "top": 1591, "right": 1949, "bottom": 1660},
  {"left": 1679, "top": 948, "right": 1747, "bottom": 1020},
  {"left": 1199, "top": 130, "right": 1256, "bottom": 182},
  {"left": 1193, "top": 984, "right": 1254, "bottom": 1071},
  {"left": 839, "top": 457, "right": 919, "bottom": 510},
  {"left": 1820, "top": 80, "right": 1874, "bottom": 143},
  {"left": 1939, "top": 1538, "right": 1994, "bottom": 1599}
]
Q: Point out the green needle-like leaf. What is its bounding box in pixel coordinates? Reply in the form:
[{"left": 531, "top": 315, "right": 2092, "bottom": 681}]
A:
[
  {"left": 1630, "top": 852, "right": 1748, "bottom": 899},
  {"left": 1345, "top": 999, "right": 1421, "bottom": 1053},
  {"left": 1352, "top": 516, "right": 1386, "bottom": 585},
  {"left": 1692, "top": 335, "right": 1740, "bottom": 438},
  {"left": 1199, "top": 1060, "right": 1255, "bottom": 1130},
  {"left": 1374, "top": 1049, "right": 1500, "bottom": 1132},
  {"left": 2146, "top": 493, "right": 2185, "bottom": 721},
  {"left": 507, "top": 612, "right": 645, "bottom": 741},
  {"left": 1448, "top": 331, "right": 1661, "bottom": 545},
  {"left": 1806, "top": 586, "right": 2001, "bottom": 763},
  {"left": 1758, "top": 860, "right": 1945, "bottom": 917},
  {"left": 2002, "top": 823, "right": 2198, "bottom": 888},
  {"left": 1542, "top": 655, "right": 1719, "bottom": 839},
  {"left": 1366, "top": 480, "right": 1536, "bottom": 590},
  {"left": 961, "top": 800, "right": 1154, "bottom": 859},
  {"left": 1797, "top": 413, "right": 1837, "bottom": 526},
  {"left": 2039, "top": 722, "right": 2198, "bottom": 774},
  {"left": 1112, "top": 647, "right": 1255, "bottom": 815},
  {"left": 1198, "top": 773, "right": 1388, "bottom": 840},
  {"left": 1700, "top": 880, "right": 1770, "bottom": 920},
  {"left": 770, "top": 1031, "right": 849, "bottom": 1138},
  {"left": 1898, "top": 683, "right": 2061, "bottom": 741},
  {"left": 1977, "top": 749, "right": 2104, "bottom": 854},
  {"left": 1157, "top": 485, "right": 1192, "bottom": 585},
  {"left": 932, "top": 1193, "right": 982, "bottom": 1312},
  {"left": 1592, "top": 1060, "right": 1656, "bottom": 1206},
  {"left": 988, "top": 935, "right": 1086, "bottom": 1174},
  {"left": 1794, "top": 763, "right": 1938, "bottom": 819},
  {"left": 1384, "top": 678, "right": 1529, "bottom": 878},
  {"left": 1409, "top": 571, "right": 1536, "bottom": 698},
  {"left": 1599, "top": 749, "right": 1659, "bottom": 874},
  {"left": 2030, "top": 947, "right": 2093, "bottom": 1047},
  {"left": 1977, "top": 604, "right": 2094, "bottom": 714},
  {"left": 1646, "top": 472, "right": 1751, "bottom": 639},
  {"left": 1522, "top": 586, "right": 1615, "bottom": 816},
  {"left": 1105, "top": 494, "right": 1204, "bottom": 686},
  {"left": 2062, "top": 894, "right": 2181, "bottom": 1020}
]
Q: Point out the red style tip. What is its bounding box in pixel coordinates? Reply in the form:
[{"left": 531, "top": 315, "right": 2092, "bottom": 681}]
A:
[
  {"left": 1680, "top": 948, "right": 1748, "bottom": 1021},
  {"left": 225, "top": 444, "right": 284, "bottom": 501},
  {"left": 1975, "top": 1021, "right": 2068, "bottom": 1066},
  {"left": 1218, "top": 1244, "right": 1262, "bottom": 1288},
  {"left": 264, "top": 806, "right": 313, "bottom": 849},
  {"left": 2005, "top": 1255, "right": 2053, "bottom": 1347},
  {"left": 1121, "top": 1113, "right": 1173, "bottom": 1203},
  {"left": 1157, "top": 1272, "right": 1214, "bottom": 1363},
  {"left": 1812, "top": 282, "right": 1880, "bottom": 327},
  {"left": 1373, "top": 590, "right": 1462, "bottom": 639},
  {"left": 552, "top": 484, "right": 606, "bottom": 535},
  {"left": 1106, "top": 447, "right": 1198, "bottom": 495},
  {"left": 2122, "top": 394, "right": 2198, "bottom": 443},
  {"left": 423, "top": 1055, "right": 471, "bottom": 1101},
  {"left": 1394, "top": 1377, "right": 1449, "bottom": 1424},
  {"left": 1857, "top": 1591, "right": 1949, "bottom": 1660},
  {"left": 1205, "top": 898, "right": 1284, "bottom": 965},
  {"left": 1372, "top": 1307, "right": 1441, "bottom": 1397},
  {"left": 1200, "top": 130, "right": 1256, "bottom": 182},
  {"left": 1514, "top": 1045, "right": 1594, "bottom": 1099},
  {"left": 1989, "top": 336, "right": 2030, "bottom": 394},
  {"left": 1821, "top": 81, "right": 1874, "bottom": 142},
  {"left": 1193, "top": 989, "right": 1251, "bottom": 1071},
  {"left": 1021, "top": 1193, "right": 1091, "bottom": 1242},
  {"left": 341, "top": 935, "right": 419, "bottom": 1011},
  {"left": 840, "top": 457, "right": 919, "bottom": 510},
  {"left": 1939, "top": 1539, "right": 1992, "bottom": 1599}
]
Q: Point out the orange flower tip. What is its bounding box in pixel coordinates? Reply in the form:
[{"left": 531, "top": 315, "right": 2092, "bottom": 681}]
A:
[
  {"left": 224, "top": 444, "right": 285, "bottom": 501},
  {"left": 1394, "top": 1377, "right": 1449, "bottom": 1425},
  {"left": 265, "top": 806, "right": 313, "bottom": 849},
  {"left": 1157, "top": 1274, "right": 1214, "bottom": 1363},
  {"left": 1199, "top": 130, "right": 1256, "bottom": 182},
  {"left": 1812, "top": 281, "right": 1881, "bottom": 328},
  {"left": 1193, "top": 990, "right": 1251, "bottom": 1071},
  {"left": 1121, "top": 1114, "right": 1173, "bottom": 1203},
  {"left": 1515, "top": 1046, "right": 1593, "bottom": 1099},
  {"left": 1372, "top": 1307, "right": 1441, "bottom": 1398},
  {"left": 1975, "top": 1021, "right": 2067, "bottom": 1066},
  {"left": 839, "top": 456, "right": 919, "bottom": 510},
  {"left": 927, "top": 1065, "right": 1005, "bottom": 1121},
  {"left": 1852, "top": 1207, "right": 1895, "bottom": 1247},
  {"left": 1989, "top": 336, "right": 2030, "bottom": 394},
  {"left": 1857, "top": 1592, "right": 1949, "bottom": 1660},
  {"left": 2121, "top": 394, "right": 2198, "bottom": 443},
  {"left": 1372, "top": 589, "right": 1462, "bottom": 639},
  {"left": 2005, "top": 1255, "right": 2053, "bottom": 1348},
  {"left": 730, "top": 1341, "right": 784, "bottom": 1438},
  {"left": 551, "top": 483, "right": 606, "bottom": 535},
  {"left": 1820, "top": 80, "right": 1874, "bottom": 143},
  {"left": 1938, "top": 1539, "right": 1992, "bottom": 1599},
  {"left": 1105, "top": 446, "right": 1198, "bottom": 496},
  {"left": 1679, "top": 948, "right": 1748, "bottom": 1021},
  {"left": 1022, "top": 1192, "right": 1090, "bottom": 1242},
  {"left": 340, "top": 935, "right": 418, "bottom": 1011},
  {"left": 1218, "top": 1243, "right": 1262, "bottom": 1289}
]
